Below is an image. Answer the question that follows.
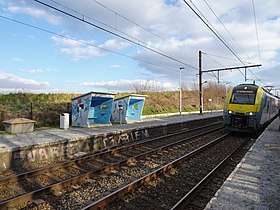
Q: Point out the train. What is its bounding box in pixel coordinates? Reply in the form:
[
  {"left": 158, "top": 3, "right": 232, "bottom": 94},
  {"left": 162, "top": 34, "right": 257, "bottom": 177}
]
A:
[{"left": 223, "top": 83, "right": 279, "bottom": 132}]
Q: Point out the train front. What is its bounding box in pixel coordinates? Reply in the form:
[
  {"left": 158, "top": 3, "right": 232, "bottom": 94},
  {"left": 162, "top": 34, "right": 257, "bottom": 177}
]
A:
[{"left": 223, "top": 84, "right": 262, "bottom": 132}]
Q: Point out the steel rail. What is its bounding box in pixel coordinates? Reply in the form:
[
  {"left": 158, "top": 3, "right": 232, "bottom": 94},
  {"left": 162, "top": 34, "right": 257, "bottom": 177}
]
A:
[
  {"left": 81, "top": 132, "right": 231, "bottom": 209},
  {"left": 170, "top": 136, "right": 249, "bottom": 209},
  {"left": 0, "top": 123, "right": 224, "bottom": 208},
  {"left": 0, "top": 121, "right": 222, "bottom": 184}
]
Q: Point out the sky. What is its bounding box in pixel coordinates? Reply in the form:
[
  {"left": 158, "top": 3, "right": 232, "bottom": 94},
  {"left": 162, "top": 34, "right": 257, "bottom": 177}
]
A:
[{"left": 0, "top": 0, "right": 280, "bottom": 94}]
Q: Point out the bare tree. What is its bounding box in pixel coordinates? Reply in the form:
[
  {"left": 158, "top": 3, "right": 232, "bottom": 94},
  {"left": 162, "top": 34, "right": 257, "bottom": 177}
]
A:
[{"left": 130, "top": 78, "right": 164, "bottom": 92}]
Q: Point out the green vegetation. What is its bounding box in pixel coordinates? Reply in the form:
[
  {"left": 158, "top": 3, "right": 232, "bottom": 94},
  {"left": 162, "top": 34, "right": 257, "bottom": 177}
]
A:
[
  {"left": 0, "top": 93, "right": 78, "bottom": 129},
  {"left": 0, "top": 83, "right": 227, "bottom": 130}
]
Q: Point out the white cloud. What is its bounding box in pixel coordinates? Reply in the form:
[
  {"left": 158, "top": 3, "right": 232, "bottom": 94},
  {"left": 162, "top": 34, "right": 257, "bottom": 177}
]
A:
[
  {"left": 60, "top": 46, "right": 103, "bottom": 60},
  {"left": 256, "top": 64, "right": 280, "bottom": 83},
  {"left": 66, "top": 80, "right": 77, "bottom": 84},
  {"left": 7, "top": 6, "right": 62, "bottom": 25},
  {"left": 20, "top": 68, "right": 43, "bottom": 73},
  {"left": 51, "top": 36, "right": 102, "bottom": 60},
  {"left": 100, "top": 39, "right": 130, "bottom": 51},
  {"left": 110, "top": 64, "right": 121, "bottom": 69},
  {"left": 51, "top": 36, "right": 130, "bottom": 60},
  {"left": 0, "top": 71, "right": 50, "bottom": 90},
  {"left": 1, "top": 0, "right": 280, "bottom": 91},
  {"left": 80, "top": 79, "right": 175, "bottom": 91},
  {"left": 51, "top": 36, "right": 91, "bottom": 47},
  {"left": 19, "top": 68, "right": 58, "bottom": 74},
  {"left": 109, "top": 64, "right": 127, "bottom": 69},
  {"left": 12, "top": 57, "right": 24, "bottom": 62}
]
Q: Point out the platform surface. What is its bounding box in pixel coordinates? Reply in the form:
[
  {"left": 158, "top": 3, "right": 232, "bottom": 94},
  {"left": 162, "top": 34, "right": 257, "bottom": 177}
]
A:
[
  {"left": 205, "top": 117, "right": 280, "bottom": 210},
  {"left": 0, "top": 112, "right": 222, "bottom": 152}
]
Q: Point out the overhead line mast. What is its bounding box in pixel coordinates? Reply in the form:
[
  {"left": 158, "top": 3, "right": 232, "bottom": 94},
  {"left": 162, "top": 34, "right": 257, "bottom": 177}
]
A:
[
  {"left": 203, "top": 64, "right": 262, "bottom": 83},
  {"left": 198, "top": 50, "right": 261, "bottom": 114}
]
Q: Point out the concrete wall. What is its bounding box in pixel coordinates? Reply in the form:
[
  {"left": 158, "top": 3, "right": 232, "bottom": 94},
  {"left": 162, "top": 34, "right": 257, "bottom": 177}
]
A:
[{"left": 0, "top": 116, "right": 222, "bottom": 171}]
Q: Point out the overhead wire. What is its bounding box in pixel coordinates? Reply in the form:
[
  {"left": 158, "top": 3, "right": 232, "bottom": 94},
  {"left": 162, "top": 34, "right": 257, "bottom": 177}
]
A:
[
  {"left": 47, "top": 0, "right": 157, "bottom": 50},
  {"left": 46, "top": 0, "right": 169, "bottom": 58},
  {"left": 238, "top": 0, "right": 263, "bottom": 85},
  {"left": 2, "top": 1, "right": 274, "bottom": 92},
  {"left": 188, "top": 0, "right": 233, "bottom": 54},
  {"left": 0, "top": 15, "right": 187, "bottom": 75},
  {"left": 203, "top": 53, "right": 227, "bottom": 68},
  {"left": 203, "top": 54, "right": 230, "bottom": 82},
  {"left": 203, "top": 52, "right": 260, "bottom": 81},
  {"left": 204, "top": 52, "right": 262, "bottom": 83},
  {"left": 203, "top": 0, "right": 251, "bottom": 60},
  {"left": 182, "top": 0, "right": 269, "bottom": 85},
  {"left": 91, "top": 0, "right": 178, "bottom": 48},
  {"left": 203, "top": 0, "right": 263, "bottom": 85},
  {"left": 182, "top": 0, "right": 246, "bottom": 79},
  {"left": 34, "top": 0, "right": 197, "bottom": 70},
  {"left": 189, "top": 1, "right": 270, "bottom": 90},
  {"left": 203, "top": 52, "right": 241, "bottom": 62},
  {"left": 189, "top": 1, "right": 226, "bottom": 42},
  {"left": 251, "top": 0, "right": 261, "bottom": 63}
]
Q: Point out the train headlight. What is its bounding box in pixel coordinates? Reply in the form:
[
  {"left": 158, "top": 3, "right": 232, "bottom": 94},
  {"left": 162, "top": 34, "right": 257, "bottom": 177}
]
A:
[
  {"left": 249, "top": 112, "right": 253, "bottom": 116},
  {"left": 228, "top": 110, "right": 232, "bottom": 114}
]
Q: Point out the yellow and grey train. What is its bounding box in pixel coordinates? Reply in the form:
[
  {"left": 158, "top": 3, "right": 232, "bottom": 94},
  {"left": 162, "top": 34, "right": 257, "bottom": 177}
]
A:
[{"left": 223, "top": 83, "right": 279, "bottom": 132}]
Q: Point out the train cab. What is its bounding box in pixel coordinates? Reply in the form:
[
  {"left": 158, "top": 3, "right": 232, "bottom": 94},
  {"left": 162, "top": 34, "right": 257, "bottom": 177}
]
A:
[{"left": 223, "top": 84, "right": 279, "bottom": 132}]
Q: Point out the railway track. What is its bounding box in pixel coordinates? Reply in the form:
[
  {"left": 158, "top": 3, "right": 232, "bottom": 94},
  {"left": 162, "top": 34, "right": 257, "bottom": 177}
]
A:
[
  {"left": 101, "top": 132, "right": 256, "bottom": 210},
  {"left": 0, "top": 121, "right": 227, "bottom": 209},
  {"left": 0, "top": 117, "right": 222, "bottom": 178}
]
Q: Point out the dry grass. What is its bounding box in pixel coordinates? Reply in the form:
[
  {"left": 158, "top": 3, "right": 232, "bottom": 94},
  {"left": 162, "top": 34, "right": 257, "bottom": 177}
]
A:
[
  {"left": 140, "top": 86, "right": 225, "bottom": 115},
  {"left": 0, "top": 83, "right": 228, "bottom": 129}
]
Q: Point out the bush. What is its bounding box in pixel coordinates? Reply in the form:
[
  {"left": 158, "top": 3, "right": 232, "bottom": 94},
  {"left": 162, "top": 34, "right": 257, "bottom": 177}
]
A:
[{"left": 0, "top": 85, "right": 226, "bottom": 130}]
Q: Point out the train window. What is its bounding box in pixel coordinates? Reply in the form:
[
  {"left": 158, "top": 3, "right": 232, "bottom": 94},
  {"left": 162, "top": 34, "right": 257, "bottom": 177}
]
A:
[
  {"left": 267, "top": 100, "right": 270, "bottom": 112},
  {"left": 230, "top": 93, "right": 256, "bottom": 105},
  {"left": 263, "top": 95, "right": 267, "bottom": 108}
]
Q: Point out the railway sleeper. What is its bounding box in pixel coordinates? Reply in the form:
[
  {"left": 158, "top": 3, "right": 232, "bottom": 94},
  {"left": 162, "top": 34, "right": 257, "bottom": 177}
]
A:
[
  {"left": 138, "top": 195, "right": 164, "bottom": 208},
  {"left": 71, "top": 184, "right": 82, "bottom": 190},
  {"left": 7, "top": 185, "right": 26, "bottom": 195},
  {"left": 190, "top": 197, "right": 207, "bottom": 209},
  {"left": 123, "top": 202, "right": 143, "bottom": 210},
  {"left": 31, "top": 198, "right": 46, "bottom": 206},
  {"left": 44, "top": 172, "right": 63, "bottom": 182},
  {"left": 152, "top": 187, "right": 181, "bottom": 200}
]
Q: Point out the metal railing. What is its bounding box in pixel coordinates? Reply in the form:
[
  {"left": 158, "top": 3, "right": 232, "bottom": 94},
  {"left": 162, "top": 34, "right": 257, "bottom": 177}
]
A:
[{"left": 0, "top": 102, "right": 71, "bottom": 130}]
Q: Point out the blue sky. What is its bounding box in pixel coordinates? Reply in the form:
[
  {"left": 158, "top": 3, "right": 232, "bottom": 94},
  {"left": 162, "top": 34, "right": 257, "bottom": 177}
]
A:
[{"left": 0, "top": 0, "right": 280, "bottom": 94}]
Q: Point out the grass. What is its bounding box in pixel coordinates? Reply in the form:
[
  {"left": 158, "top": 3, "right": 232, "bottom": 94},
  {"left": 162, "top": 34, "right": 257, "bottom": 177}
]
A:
[{"left": 0, "top": 84, "right": 227, "bottom": 130}]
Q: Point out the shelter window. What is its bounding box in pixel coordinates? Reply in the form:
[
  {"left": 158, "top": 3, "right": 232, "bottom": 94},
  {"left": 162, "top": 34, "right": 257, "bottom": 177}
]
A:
[
  {"left": 91, "top": 97, "right": 111, "bottom": 109},
  {"left": 76, "top": 103, "right": 84, "bottom": 112}
]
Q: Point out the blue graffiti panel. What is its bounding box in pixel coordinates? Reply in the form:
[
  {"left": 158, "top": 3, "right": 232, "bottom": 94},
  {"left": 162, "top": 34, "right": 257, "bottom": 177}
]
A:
[{"left": 127, "top": 99, "right": 144, "bottom": 121}]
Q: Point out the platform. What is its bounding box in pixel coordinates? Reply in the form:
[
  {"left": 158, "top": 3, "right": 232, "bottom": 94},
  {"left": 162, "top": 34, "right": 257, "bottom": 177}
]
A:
[
  {"left": 205, "top": 117, "right": 280, "bottom": 210},
  {"left": 0, "top": 112, "right": 222, "bottom": 171}
]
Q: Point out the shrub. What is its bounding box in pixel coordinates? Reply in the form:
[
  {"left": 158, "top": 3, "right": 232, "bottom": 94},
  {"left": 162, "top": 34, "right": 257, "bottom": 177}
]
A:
[{"left": 0, "top": 85, "right": 226, "bottom": 130}]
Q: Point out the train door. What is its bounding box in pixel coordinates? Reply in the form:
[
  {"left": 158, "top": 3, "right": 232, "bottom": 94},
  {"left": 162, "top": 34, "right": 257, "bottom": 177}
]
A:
[
  {"left": 260, "top": 95, "right": 268, "bottom": 126},
  {"left": 267, "top": 99, "right": 271, "bottom": 121}
]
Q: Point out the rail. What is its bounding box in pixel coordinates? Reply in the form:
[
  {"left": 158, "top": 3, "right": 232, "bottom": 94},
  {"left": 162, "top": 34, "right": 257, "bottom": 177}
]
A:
[{"left": 0, "top": 121, "right": 225, "bottom": 209}]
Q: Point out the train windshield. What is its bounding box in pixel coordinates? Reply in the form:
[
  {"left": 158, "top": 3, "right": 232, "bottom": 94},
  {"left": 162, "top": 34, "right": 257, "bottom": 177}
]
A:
[
  {"left": 230, "top": 93, "right": 256, "bottom": 104},
  {"left": 230, "top": 88, "right": 257, "bottom": 105}
]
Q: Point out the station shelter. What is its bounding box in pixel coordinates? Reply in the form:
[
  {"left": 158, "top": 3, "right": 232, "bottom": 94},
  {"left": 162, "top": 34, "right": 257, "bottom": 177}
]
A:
[
  {"left": 111, "top": 94, "right": 147, "bottom": 124},
  {"left": 71, "top": 92, "right": 116, "bottom": 127}
]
